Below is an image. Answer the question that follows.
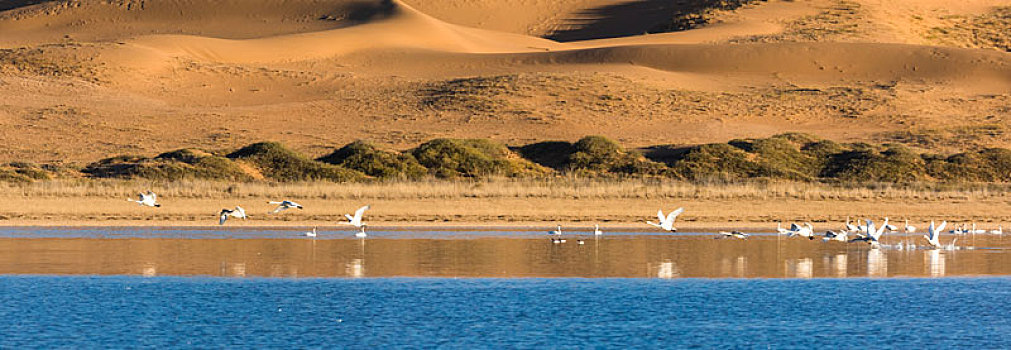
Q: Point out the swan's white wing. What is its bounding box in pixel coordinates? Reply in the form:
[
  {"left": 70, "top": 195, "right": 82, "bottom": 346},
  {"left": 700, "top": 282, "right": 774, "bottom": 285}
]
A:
[
  {"left": 271, "top": 206, "right": 285, "bottom": 214},
  {"left": 344, "top": 214, "right": 354, "bottom": 222},
  {"left": 666, "top": 207, "right": 685, "bottom": 224},
  {"left": 219, "top": 212, "right": 228, "bottom": 225},
  {"left": 936, "top": 221, "right": 947, "bottom": 237},
  {"left": 236, "top": 206, "right": 246, "bottom": 217},
  {"left": 268, "top": 201, "right": 282, "bottom": 205},
  {"left": 354, "top": 205, "right": 370, "bottom": 221},
  {"left": 928, "top": 221, "right": 937, "bottom": 239},
  {"left": 657, "top": 210, "right": 665, "bottom": 224},
  {"left": 790, "top": 223, "right": 801, "bottom": 231}
]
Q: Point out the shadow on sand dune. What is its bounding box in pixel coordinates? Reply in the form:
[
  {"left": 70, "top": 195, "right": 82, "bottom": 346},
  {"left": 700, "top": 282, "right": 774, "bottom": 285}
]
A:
[
  {"left": 545, "top": 0, "right": 757, "bottom": 42},
  {"left": 0, "top": 0, "right": 55, "bottom": 11}
]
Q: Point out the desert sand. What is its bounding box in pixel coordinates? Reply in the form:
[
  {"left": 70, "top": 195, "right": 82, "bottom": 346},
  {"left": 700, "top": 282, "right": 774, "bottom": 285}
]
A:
[{"left": 0, "top": 0, "right": 1008, "bottom": 166}]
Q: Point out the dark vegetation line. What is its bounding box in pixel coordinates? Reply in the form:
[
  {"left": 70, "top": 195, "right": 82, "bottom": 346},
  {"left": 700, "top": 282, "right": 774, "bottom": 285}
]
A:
[{"left": 3, "top": 133, "right": 1011, "bottom": 183}]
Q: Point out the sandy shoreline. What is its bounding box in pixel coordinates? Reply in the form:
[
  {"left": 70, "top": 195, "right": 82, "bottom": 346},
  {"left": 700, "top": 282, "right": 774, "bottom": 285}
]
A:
[{"left": 3, "top": 196, "right": 1009, "bottom": 232}]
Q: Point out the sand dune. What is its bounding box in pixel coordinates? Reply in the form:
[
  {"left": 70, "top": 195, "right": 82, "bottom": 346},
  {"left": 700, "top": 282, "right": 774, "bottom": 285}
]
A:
[{"left": 0, "top": 0, "right": 1008, "bottom": 164}]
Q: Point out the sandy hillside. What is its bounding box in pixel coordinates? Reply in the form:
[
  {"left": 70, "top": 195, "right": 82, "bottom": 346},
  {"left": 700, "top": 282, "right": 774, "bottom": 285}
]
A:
[{"left": 0, "top": 0, "right": 1009, "bottom": 165}]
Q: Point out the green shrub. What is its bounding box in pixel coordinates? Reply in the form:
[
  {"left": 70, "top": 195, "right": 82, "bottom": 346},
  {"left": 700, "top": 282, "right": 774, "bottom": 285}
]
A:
[
  {"left": 566, "top": 136, "right": 667, "bottom": 176},
  {"left": 413, "top": 138, "right": 546, "bottom": 178},
  {"left": 227, "top": 142, "right": 364, "bottom": 182},
  {"left": 927, "top": 148, "right": 1011, "bottom": 182},
  {"left": 669, "top": 143, "right": 763, "bottom": 180},
  {"left": 83, "top": 149, "right": 252, "bottom": 181},
  {"left": 318, "top": 141, "right": 427, "bottom": 180},
  {"left": 823, "top": 144, "right": 927, "bottom": 182}
]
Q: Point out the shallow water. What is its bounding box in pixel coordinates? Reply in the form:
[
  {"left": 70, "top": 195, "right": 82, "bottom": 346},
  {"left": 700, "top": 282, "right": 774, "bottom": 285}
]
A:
[
  {"left": 3, "top": 227, "right": 1011, "bottom": 348},
  {"left": 1, "top": 227, "right": 1009, "bottom": 278}
]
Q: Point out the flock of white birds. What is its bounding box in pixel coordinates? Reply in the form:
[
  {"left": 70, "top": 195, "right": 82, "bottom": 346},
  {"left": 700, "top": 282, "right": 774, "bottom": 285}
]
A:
[
  {"left": 128, "top": 191, "right": 370, "bottom": 237},
  {"left": 129, "top": 191, "right": 1001, "bottom": 248}
]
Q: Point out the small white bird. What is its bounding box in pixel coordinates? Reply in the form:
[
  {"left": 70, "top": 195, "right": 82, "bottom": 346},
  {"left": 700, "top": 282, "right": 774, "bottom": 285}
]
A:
[
  {"left": 969, "top": 223, "right": 986, "bottom": 234},
  {"left": 647, "top": 208, "right": 684, "bottom": 232},
  {"left": 219, "top": 206, "right": 247, "bottom": 225},
  {"left": 991, "top": 225, "right": 1003, "bottom": 235},
  {"left": 788, "top": 223, "right": 816, "bottom": 240},
  {"left": 341, "top": 205, "right": 370, "bottom": 238},
  {"left": 950, "top": 224, "right": 967, "bottom": 235},
  {"left": 824, "top": 230, "right": 848, "bottom": 242},
  {"left": 844, "top": 216, "right": 859, "bottom": 233},
  {"left": 128, "top": 191, "right": 161, "bottom": 208},
  {"left": 549, "top": 225, "right": 563, "bottom": 236},
  {"left": 904, "top": 219, "right": 917, "bottom": 233},
  {"left": 923, "top": 221, "right": 946, "bottom": 248},
  {"left": 305, "top": 226, "right": 317, "bottom": 238},
  {"left": 577, "top": 239, "right": 585, "bottom": 245},
  {"left": 717, "top": 231, "right": 750, "bottom": 239},
  {"left": 268, "top": 200, "right": 303, "bottom": 214},
  {"left": 593, "top": 224, "right": 603, "bottom": 236}
]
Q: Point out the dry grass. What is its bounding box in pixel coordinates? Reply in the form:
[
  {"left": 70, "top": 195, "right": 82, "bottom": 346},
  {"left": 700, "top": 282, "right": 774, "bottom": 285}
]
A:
[{"left": 4, "top": 178, "right": 1009, "bottom": 201}]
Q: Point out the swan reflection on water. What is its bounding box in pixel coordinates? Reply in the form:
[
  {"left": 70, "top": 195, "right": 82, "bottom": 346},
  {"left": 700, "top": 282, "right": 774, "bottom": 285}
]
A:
[
  {"left": 346, "top": 258, "right": 366, "bottom": 278},
  {"left": 824, "top": 253, "right": 847, "bottom": 278},
  {"left": 867, "top": 249, "right": 888, "bottom": 277},
  {"left": 655, "top": 260, "right": 679, "bottom": 279},
  {"left": 785, "top": 258, "right": 813, "bottom": 278},
  {"left": 926, "top": 249, "right": 946, "bottom": 277},
  {"left": 141, "top": 262, "right": 157, "bottom": 277}
]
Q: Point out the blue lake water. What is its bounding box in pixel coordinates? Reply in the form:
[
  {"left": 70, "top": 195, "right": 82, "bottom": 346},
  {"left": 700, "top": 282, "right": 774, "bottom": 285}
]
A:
[{"left": 2, "top": 276, "right": 1010, "bottom": 348}]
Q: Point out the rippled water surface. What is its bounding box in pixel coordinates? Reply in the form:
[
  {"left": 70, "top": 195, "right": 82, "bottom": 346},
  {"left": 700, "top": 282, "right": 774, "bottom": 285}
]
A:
[{"left": 3, "top": 227, "right": 1011, "bottom": 348}]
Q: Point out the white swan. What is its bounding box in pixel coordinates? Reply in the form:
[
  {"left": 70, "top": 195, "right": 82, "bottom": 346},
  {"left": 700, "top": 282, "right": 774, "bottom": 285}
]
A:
[
  {"left": 788, "top": 223, "right": 815, "bottom": 240},
  {"left": 717, "top": 231, "right": 749, "bottom": 239},
  {"left": 923, "top": 221, "right": 946, "bottom": 248},
  {"left": 824, "top": 230, "right": 848, "bottom": 242},
  {"left": 268, "top": 200, "right": 303, "bottom": 214},
  {"left": 864, "top": 218, "right": 888, "bottom": 247},
  {"left": 851, "top": 218, "right": 888, "bottom": 248},
  {"left": 844, "top": 216, "right": 859, "bottom": 233},
  {"left": 969, "top": 223, "right": 986, "bottom": 234},
  {"left": 128, "top": 191, "right": 161, "bottom": 208},
  {"left": 218, "top": 206, "right": 247, "bottom": 225},
  {"left": 944, "top": 237, "right": 959, "bottom": 251},
  {"left": 341, "top": 205, "right": 370, "bottom": 237},
  {"left": 305, "top": 226, "right": 317, "bottom": 238},
  {"left": 904, "top": 219, "right": 916, "bottom": 233},
  {"left": 646, "top": 208, "right": 684, "bottom": 232},
  {"left": 593, "top": 224, "right": 603, "bottom": 236},
  {"left": 950, "top": 224, "right": 968, "bottom": 235},
  {"left": 549, "top": 225, "right": 562, "bottom": 236},
  {"left": 991, "top": 225, "right": 1003, "bottom": 235}
]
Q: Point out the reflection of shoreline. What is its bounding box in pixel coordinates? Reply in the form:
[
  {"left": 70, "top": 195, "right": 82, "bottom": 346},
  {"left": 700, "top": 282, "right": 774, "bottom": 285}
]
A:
[{"left": 2, "top": 236, "right": 1008, "bottom": 278}]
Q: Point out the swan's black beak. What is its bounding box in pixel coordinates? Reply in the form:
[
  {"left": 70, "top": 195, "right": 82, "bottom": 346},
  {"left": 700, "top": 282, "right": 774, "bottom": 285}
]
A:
[
  {"left": 808, "top": 236, "right": 814, "bottom": 240},
  {"left": 155, "top": 204, "right": 161, "bottom": 207}
]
